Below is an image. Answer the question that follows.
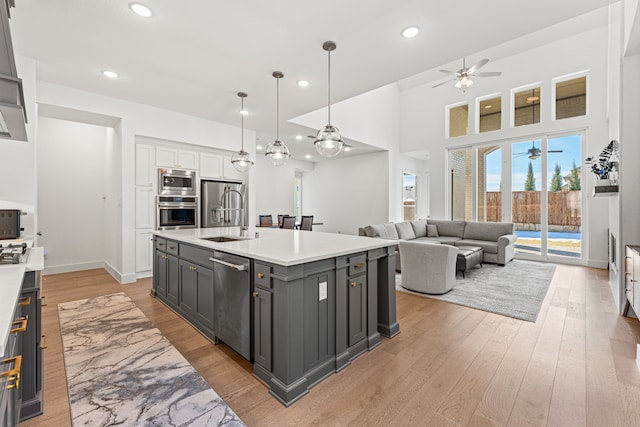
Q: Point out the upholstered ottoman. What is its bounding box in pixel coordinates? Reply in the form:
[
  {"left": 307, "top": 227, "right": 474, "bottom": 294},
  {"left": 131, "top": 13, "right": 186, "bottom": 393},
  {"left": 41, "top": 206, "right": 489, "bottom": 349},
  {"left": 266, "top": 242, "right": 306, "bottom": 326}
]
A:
[{"left": 456, "top": 246, "right": 483, "bottom": 278}]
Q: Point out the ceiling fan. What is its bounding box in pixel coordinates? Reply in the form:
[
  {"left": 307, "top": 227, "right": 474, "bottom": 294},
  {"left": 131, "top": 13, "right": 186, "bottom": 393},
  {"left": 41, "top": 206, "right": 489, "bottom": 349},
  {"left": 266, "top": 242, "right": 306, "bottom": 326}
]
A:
[
  {"left": 432, "top": 57, "right": 502, "bottom": 92},
  {"left": 513, "top": 141, "right": 563, "bottom": 160}
]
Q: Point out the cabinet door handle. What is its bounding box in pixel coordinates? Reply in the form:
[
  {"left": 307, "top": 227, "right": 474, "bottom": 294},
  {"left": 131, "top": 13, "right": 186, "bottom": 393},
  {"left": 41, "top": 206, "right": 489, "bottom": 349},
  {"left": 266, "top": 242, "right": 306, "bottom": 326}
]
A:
[
  {"left": 190, "top": 265, "right": 197, "bottom": 271},
  {"left": 257, "top": 273, "right": 264, "bottom": 279},
  {"left": 351, "top": 281, "right": 358, "bottom": 287},
  {"left": 354, "top": 262, "right": 366, "bottom": 268},
  {"left": 1, "top": 355, "right": 22, "bottom": 379},
  {"left": 11, "top": 317, "right": 28, "bottom": 333},
  {"left": 169, "top": 246, "right": 176, "bottom": 250},
  {"left": 41, "top": 335, "right": 47, "bottom": 349},
  {"left": 41, "top": 295, "right": 47, "bottom": 307},
  {"left": 252, "top": 291, "right": 259, "bottom": 297},
  {"left": 18, "top": 296, "right": 30, "bottom": 307}
]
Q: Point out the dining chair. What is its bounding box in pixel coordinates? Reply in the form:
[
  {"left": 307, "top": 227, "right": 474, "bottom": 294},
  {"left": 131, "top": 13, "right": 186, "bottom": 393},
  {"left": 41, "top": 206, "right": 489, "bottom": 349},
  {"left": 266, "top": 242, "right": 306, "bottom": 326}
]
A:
[
  {"left": 300, "top": 215, "right": 313, "bottom": 231},
  {"left": 277, "top": 214, "right": 289, "bottom": 228},
  {"left": 281, "top": 216, "right": 295, "bottom": 229},
  {"left": 258, "top": 215, "right": 273, "bottom": 227}
]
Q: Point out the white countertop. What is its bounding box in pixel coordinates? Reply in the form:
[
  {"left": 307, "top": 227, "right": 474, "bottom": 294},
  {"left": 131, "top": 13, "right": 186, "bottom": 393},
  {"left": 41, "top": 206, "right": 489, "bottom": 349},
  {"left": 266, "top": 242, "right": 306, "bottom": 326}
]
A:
[
  {"left": 155, "top": 227, "right": 397, "bottom": 266},
  {"left": 0, "top": 247, "right": 44, "bottom": 356}
]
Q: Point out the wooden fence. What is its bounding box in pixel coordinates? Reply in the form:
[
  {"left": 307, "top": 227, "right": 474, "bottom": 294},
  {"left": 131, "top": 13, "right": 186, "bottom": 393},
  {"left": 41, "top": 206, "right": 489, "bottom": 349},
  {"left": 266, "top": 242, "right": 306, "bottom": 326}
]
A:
[{"left": 485, "top": 191, "right": 581, "bottom": 227}]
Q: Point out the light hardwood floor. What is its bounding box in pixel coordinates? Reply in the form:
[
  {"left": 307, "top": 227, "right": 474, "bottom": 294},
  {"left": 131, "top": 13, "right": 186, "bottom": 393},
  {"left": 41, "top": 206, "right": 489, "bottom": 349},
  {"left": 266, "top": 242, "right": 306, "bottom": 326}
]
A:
[{"left": 19, "top": 264, "right": 640, "bottom": 427}]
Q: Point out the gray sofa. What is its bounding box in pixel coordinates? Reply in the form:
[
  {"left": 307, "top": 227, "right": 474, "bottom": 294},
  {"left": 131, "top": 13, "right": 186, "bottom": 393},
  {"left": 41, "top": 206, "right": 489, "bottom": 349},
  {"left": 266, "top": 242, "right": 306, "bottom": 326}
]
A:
[{"left": 359, "top": 219, "right": 516, "bottom": 271}]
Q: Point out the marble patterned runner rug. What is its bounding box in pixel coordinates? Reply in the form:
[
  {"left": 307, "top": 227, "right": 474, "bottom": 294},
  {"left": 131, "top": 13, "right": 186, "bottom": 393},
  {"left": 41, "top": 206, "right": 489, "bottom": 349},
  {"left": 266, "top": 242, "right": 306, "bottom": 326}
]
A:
[
  {"left": 58, "top": 292, "right": 246, "bottom": 427},
  {"left": 396, "top": 260, "right": 556, "bottom": 322}
]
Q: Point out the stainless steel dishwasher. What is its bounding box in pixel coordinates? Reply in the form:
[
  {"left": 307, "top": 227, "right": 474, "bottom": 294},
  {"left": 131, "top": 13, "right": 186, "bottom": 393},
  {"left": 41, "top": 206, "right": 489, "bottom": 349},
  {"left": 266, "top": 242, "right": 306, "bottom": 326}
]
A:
[{"left": 209, "top": 251, "right": 251, "bottom": 360}]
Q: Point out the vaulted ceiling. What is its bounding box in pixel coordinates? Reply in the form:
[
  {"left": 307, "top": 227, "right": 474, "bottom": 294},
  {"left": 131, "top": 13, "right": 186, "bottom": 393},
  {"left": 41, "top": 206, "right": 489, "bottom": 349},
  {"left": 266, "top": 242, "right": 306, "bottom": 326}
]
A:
[{"left": 10, "top": 0, "right": 617, "bottom": 160}]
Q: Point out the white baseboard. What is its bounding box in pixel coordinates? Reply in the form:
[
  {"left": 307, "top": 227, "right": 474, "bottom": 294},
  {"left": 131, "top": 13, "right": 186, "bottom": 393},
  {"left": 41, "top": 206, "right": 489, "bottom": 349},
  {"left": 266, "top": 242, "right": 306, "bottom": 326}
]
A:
[
  {"left": 136, "top": 270, "right": 152, "bottom": 280},
  {"left": 43, "top": 261, "right": 105, "bottom": 276},
  {"left": 43, "top": 260, "right": 140, "bottom": 285}
]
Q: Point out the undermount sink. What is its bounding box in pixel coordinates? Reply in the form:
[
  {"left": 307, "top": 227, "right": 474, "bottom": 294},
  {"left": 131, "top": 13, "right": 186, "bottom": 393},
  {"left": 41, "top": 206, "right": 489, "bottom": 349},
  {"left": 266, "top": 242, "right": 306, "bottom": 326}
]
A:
[{"left": 201, "top": 236, "right": 244, "bottom": 243}]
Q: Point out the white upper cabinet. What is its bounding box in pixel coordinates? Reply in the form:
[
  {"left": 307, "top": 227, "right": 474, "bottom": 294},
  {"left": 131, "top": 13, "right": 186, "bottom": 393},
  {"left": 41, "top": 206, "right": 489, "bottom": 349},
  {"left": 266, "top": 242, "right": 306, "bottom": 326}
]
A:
[
  {"left": 156, "top": 147, "right": 198, "bottom": 169},
  {"left": 200, "top": 153, "right": 224, "bottom": 179},
  {"left": 135, "top": 144, "right": 155, "bottom": 187},
  {"left": 178, "top": 150, "right": 198, "bottom": 169},
  {"left": 156, "top": 147, "right": 178, "bottom": 168}
]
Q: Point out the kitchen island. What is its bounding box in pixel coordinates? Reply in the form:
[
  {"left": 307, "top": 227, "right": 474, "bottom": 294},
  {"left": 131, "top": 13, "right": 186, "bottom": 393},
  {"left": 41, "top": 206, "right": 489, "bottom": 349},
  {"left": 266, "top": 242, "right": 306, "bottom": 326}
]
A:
[{"left": 152, "top": 227, "right": 399, "bottom": 406}]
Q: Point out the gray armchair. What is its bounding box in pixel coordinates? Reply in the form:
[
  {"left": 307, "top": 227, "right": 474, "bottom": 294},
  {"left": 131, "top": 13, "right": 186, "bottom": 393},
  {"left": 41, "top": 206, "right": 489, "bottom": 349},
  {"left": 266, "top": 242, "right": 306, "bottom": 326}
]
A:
[{"left": 398, "top": 241, "right": 458, "bottom": 295}]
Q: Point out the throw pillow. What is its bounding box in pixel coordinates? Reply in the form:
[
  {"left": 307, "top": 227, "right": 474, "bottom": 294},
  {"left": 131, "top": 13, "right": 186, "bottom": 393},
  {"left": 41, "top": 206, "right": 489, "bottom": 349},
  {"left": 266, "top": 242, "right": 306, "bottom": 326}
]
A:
[
  {"left": 395, "top": 221, "right": 416, "bottom": 240},
  {"left": 410, "top": 219, "right": 427, "bottom": 238},
  {"left": 427, "top": 224, "right": 439, "bottom": 237}
]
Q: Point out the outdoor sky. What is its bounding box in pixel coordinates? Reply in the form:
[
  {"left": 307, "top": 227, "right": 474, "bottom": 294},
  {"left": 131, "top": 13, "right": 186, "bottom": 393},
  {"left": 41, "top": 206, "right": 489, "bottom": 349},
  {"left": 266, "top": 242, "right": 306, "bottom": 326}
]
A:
[{"left": 485, "top": 134, "right": 583, "bottom": 191}]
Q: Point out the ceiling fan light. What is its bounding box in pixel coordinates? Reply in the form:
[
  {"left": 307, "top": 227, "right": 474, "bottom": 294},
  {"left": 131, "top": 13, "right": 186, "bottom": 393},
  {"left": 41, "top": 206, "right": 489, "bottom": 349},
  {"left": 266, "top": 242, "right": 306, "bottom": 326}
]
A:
[
  {"left": 265, "top": 140, "right": 290, "bottom": 166},
  {"left": 314, "top": 124, "right": 343, "bottom": 157},
  {"left": 231, "top": 149, "right": 254, "bottom": 172}
]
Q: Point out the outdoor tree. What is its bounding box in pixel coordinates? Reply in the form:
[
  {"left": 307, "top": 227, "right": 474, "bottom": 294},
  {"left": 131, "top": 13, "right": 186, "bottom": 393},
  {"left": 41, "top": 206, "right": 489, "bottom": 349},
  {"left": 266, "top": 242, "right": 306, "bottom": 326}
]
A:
[
  {"left": 549, "top": 163, "right": 563, "bottom": 192},
  {"left": 569, "top": 160, "right": 581, "bottom": 190},
  {"left": 525, "top": 161, "right": 536, "bottom": 191}
]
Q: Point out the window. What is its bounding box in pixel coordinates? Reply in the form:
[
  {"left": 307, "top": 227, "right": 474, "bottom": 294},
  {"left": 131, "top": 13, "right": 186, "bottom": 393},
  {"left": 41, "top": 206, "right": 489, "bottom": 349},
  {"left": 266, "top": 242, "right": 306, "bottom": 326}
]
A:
[
  {"left": 403, "top": 173, "right": 417, "bottom": 221},
  {"left": 478, "top": 95, "right": 501, "bottom": 133},
  {"left": 513, "top": 86, "right": 541, "bottom": 127},
  {"left": 448, "top": 103, "right": 468, "bottom": 138},
  {"left": 554, "top": 75, "right": 586, "bottom": 120}
]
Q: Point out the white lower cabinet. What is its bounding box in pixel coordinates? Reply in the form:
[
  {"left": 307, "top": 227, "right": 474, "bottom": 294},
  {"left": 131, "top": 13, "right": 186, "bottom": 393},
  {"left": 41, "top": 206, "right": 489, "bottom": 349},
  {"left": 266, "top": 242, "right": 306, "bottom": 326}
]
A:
[{"left": 136, "top": 229, "right": 154, "bottom": 272}]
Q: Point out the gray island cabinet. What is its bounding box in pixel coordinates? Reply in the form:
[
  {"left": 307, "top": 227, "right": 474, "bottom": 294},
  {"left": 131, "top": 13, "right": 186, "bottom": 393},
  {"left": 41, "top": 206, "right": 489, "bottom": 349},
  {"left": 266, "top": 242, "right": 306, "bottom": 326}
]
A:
[{"left": 152, "top": 227, "right": 399, "bottom": 406}]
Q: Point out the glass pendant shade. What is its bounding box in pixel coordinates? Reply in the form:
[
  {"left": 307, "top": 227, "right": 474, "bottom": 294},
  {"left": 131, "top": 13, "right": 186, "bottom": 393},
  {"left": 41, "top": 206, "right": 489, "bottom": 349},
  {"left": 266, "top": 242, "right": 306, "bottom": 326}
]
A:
[
  {"left": 231, "top": 91, "right": 253, "bottom": 172},
  {"left": 315, "top": 41, "right": 343, "bottom": 157},
  {"left": 231, "top": 149, "right": 253, "bottom": 172},
  {"left": 314, "top": 124, "right": 343, "bottom": 157},
  {"left": 266, "top": 71, "right": 290, "bottom": 167},
  {"left": 265, "top": 140, "right": 289, "bottom": 166}
]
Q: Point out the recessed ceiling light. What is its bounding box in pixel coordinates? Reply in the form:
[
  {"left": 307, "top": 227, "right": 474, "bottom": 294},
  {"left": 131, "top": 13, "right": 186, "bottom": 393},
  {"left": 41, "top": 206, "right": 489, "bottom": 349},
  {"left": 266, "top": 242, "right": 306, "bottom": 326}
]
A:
[
  {"left": 297, "top": 80, "right": 310, "bottom": 88},
  {"left": 526, "top": 96, "right": 539, "bottom": 103},
  {"left": 256, "top": 145, "right": 263, "bottom": 151},
  {"left": 129, "top": 2, "right": 153, "bottom": 17},
  {"left": 295, "top": 135, "right": 303, "bottom": 140},
  {"left": 102, "top": 70, "right": 119, "bottom": 79},
  {"left": 305, "top": 154, "right": 311, "bottom": 159},
  {"left": 401, "top": 26, "right": 421, "bottom": 39},
  {"left": 240, "top": 109, "right": 248, "bottom": 115},
  {"left": 484, "top": 105, "right": 492, "bottom": 109}
]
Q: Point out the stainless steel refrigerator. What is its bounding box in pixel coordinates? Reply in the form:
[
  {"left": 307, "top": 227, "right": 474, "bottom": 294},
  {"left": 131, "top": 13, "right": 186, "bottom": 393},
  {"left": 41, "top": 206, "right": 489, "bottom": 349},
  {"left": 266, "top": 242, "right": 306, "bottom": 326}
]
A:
[{"left": 201, "top": 180, "right": 247, "bottom": 227}]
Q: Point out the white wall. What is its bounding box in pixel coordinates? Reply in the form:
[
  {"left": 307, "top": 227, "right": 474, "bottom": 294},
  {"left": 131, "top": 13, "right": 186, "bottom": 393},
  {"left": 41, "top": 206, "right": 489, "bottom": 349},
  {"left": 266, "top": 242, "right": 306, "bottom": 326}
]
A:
[
  {"left": 291, "top": 84, "right": 401, "bottom": 150},
  {"left": 400, "top": 26, "right": 611, "bottom": 267},
  {"left": 254, "top": 155, "right": 313, "bottom": 221},
  {"left": 37, "top": 117, "right": 111, "bottom": 273},
  {"left": 303, "top": 151, "right": 389, "bottom": 235},
  {"left": 35, "top": 81, "right": 256, "bottom": 283},
  {"left": 104, "top": 125, "right": 123, "bottom": 273}
]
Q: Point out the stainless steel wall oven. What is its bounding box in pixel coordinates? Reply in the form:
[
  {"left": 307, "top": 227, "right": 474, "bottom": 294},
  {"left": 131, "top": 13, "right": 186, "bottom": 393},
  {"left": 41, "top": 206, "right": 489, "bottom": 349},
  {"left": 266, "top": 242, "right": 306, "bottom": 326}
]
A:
[{"left": 156, "top": 195, "right": 198, "bottom": 230}]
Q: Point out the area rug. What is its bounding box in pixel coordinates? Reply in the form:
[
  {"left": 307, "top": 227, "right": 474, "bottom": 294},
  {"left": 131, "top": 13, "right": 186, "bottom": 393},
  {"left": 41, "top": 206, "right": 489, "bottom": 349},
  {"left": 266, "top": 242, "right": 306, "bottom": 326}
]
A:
[
  {"left": 396, "top": 260, "right": 556, "bottom": 322},
  {"left": 58, "top": 292, "right": 246, "bottom": 427}
]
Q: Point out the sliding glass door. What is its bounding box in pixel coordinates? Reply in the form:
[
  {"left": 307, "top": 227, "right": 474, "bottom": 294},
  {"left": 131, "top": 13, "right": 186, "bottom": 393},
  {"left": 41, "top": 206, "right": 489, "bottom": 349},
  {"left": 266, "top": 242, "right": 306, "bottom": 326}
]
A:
[
  {"left": 510, "top": 133, "right": 583, "bottom": 260},
  {"left": 449, "top": 132, "right": 583, "bottom": 262}
]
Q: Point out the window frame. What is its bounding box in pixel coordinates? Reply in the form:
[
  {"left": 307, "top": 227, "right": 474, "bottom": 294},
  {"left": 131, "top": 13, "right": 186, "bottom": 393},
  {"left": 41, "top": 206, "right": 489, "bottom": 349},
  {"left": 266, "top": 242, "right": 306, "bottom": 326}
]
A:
[{"left": 551, "top": 70, "right": 589, "bottom": 122}]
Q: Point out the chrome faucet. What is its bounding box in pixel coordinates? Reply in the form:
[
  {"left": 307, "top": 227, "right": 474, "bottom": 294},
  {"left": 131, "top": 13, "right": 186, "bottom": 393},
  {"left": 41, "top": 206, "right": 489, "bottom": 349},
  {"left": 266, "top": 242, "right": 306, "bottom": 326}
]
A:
[{"left": 220, "top": 187, "right": 246, "bottom": 232}]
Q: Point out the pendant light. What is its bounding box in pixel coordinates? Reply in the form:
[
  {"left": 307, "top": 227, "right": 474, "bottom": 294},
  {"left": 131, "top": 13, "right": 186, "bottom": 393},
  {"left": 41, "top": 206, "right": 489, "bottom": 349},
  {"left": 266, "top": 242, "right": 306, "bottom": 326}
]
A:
[
  {"left": 265, "top": 71, "right": 290, "bottom": 166},
  {"left": 314, "top": 41, "right": 343, "bottom": 157},
  {"left": 230, "top": 92, "right": 254, "bottom": 172}
]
